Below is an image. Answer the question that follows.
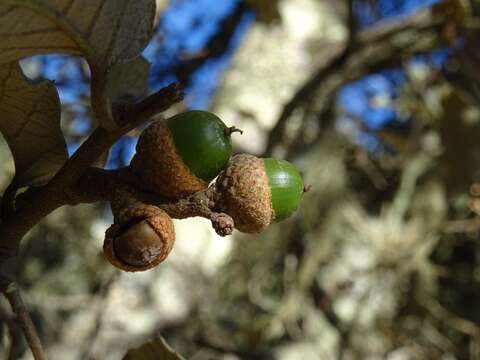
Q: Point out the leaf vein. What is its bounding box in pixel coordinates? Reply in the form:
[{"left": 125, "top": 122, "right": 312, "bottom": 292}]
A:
[
  {"left": 0, "top": 6, "right": 14, "bottom": 19},
  {"left": 12, "top": 101, "right": 39, "bottom": 139},
  {"left": 104, "top": 0, "right": 129, "bottom": 62},
  {"left": 0, "top": 63, "right": 15, "bottom": 105},
  {"left": 84, "top": 1, "right": 105, "bottom": 40},
  {"left": 61, "top": 0, "right": 76, "bottom": 16},
  {"left": 0, "top": 28, "right": 60, "bottom": 37},
  {"left": 0, "top": 45, "right": 79, "bottom": 54}
]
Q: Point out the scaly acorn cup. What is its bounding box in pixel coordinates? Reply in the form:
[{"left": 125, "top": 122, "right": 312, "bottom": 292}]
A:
[
  {"left": 130, "top": 110, "right": 240, "bottom": 198},
  {"left": 215, "top": 154, "right": 304, "bottom": 233},
  {"left": 103, "top": 205, "right": 175, "bottom": 272}
]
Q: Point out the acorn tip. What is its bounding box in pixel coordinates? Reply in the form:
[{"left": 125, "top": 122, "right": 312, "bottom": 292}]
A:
[{"left": 225, "top": 126, "right": 243, "bottom": 136}]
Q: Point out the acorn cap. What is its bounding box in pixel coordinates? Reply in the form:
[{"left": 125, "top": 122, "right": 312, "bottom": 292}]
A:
[
  {"left": 216, "top": 154, "right": 273, "bottom": 233},
  {"left": 131, "top": 120, "right": 206, "bottom": 198},
  {"left": 131, "top": 110, "right": 234, "bottom": 198},
  {"left": 103, "top": 205, "right": 175, "bottom": 272},
  {"left": 216, "top": 154, "right": 304, "bottom": 233}
]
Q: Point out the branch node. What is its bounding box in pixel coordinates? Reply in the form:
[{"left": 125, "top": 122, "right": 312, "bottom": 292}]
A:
[{"left": 210, "top": 212, "right": 235, "bottom": 236}]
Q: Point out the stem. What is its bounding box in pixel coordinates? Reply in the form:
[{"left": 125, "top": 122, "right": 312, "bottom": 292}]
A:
[
  {"left": 4, "top": 283, "right": 47, "bottom": 360},
  {"left": 303, "top": 184, "right": 312, "bottom": 193},
  {"left": 116, "top": 83, "right": 183, "bottom": 127},
  {"left": 0, "top": 302, "right": 23, "bottom": 360},
  {"left": 1, "top": 181, "right": 17, "bottom": 221},
  {"left": 224, "top": 126, "right": 243, "bottom": 136},
  {"left": 72, "top": 167, "right": 235, "bottom": 237}
]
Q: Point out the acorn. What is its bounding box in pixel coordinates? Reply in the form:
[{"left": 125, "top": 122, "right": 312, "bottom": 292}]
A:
[
  {"left": 103, "top": 205, "right": 175, "bottom": 272},
  {"left": 130, "top": 110, "right": 240, "bottom": 198},
  {"left": 216, "top": 154, "right": 304, "bottom": 233}
]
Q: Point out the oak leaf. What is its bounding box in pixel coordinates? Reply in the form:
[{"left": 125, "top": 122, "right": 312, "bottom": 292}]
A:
[
  {"left": 0, "top": 0, "right": 156, "bottom": 129},
  {"left": 0, "top": 0, "right": 155, "bottom": 69},
  {"left": 0, "top": 62, "right": 67, "bottom": 186}
]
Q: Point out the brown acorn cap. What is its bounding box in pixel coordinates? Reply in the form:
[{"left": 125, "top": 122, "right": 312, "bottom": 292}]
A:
[
  {"left": 103, "top": 205, "right": 175, "bottom": 272},
  {"left": 130, "top": 120, "right": 207, "bottom": 198},
  {"left": 216, "top": 154, "right": 273, "bottom": 233}
]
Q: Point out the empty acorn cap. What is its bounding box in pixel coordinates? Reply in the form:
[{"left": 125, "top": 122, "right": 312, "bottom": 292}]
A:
[{"left": 103, "top": 206, "right": 175, "bottom": 272}]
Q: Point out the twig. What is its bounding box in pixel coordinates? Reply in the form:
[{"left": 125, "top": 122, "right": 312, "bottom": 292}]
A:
[
  {"left": 115, "top": 83, "right": 183, "bottom": 127},
  {"left": 1, "top": 181, "right": 17, "bottom": 222},
  {"left": 346, "top": 0, "right": 357, "bottom": 45},
  {"left": 264, "top": 3, "right": 446, "bottom": 155},
  {"left": 72, "top": 167, "right": 234, "bottom": 237},
  {"left": 441, "top": 218, "right": 480, "bottom": 233},
  {"left": 0, "top": 83, "right": 183, "bottom": 269},
  {"left": 0, "top": 302, "right": 23, "bottom": 360},
  {"left": 386, "top": 152, "right": 432, "bottom": 224},
  {"left": 426, "top": 297, "right": 479, "bottom": 337},
  {"left": 3, "top": 283, "right": 47, "bottom": 360},
  {"left": 13, "top": 166, "right": 234, "bottom": 239},
  {"left": 80, "top": 272, "right": 118, "bottom": 360}
]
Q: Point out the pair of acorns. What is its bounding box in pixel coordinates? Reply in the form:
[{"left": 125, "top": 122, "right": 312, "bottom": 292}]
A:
[{"left": 104, "top": 111, "right": 304, "bottom": 271}]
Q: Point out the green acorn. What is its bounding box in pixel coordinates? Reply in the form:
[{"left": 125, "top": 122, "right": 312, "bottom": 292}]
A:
[
  {"left": 216, "top": 154, "right": 304, "bottom": 233},
  {"left": 131, "top": 110, "right": 240, "bottom": 198}
]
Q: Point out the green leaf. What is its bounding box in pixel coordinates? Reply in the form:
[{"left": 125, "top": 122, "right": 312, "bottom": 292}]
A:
[
  {"left": 0, "top": 0, "right": 155, "bottom": 69},
  {"left": 0, "top": 62, "right": 67, "bottom": 186},
  {"left": 123, "top": 337, "right": 186, "bottom": 360},
  {"left": 106, "top": 56, "right": 150, "bottom": 103}
]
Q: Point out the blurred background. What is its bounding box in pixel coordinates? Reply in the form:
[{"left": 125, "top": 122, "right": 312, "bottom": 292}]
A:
[{"left": 1, "top": 0, "right": 480, "bottom": 359}]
